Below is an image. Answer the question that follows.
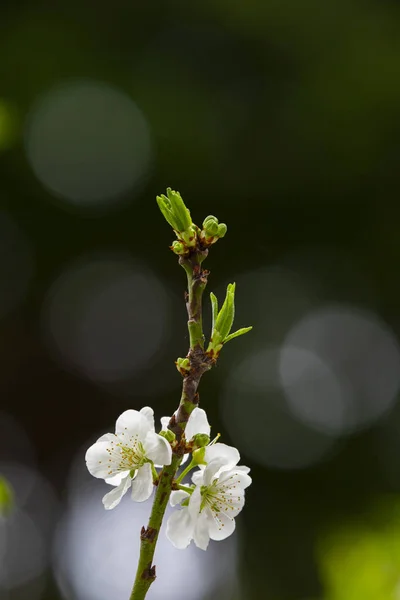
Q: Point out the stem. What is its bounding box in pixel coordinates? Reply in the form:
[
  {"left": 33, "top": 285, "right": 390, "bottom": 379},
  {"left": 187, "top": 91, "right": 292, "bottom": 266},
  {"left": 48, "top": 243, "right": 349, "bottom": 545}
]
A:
[
  {"left": 175, "top": 459, "right": 196, "bottom": 484},
  {"left": 177, "top": 484, "right": 194, "bottom": 494},
  {"left": 129, "top": 247, "right": 212, "bottom": 600}
]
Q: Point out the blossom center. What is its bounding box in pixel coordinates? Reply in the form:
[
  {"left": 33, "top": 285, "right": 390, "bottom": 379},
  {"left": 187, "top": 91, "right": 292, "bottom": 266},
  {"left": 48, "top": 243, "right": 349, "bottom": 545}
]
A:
[
  {"left": 200, "top": 479, "right": 237, "bottom": 516},
  {"left": 106, "top": 434, "right": 146, "bottom": 475}
]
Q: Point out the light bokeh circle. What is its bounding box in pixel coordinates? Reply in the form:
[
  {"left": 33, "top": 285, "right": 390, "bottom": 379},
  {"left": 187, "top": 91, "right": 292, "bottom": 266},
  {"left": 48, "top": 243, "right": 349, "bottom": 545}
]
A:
[
  {"left": 25, "top": 79, "right": 153, "bottom": 210},
  {"left": 42, "top": 255, "right": 169, "bottom": 386},
  {"left": 221, "top": 347, "right": 339, "bottom": 470},
  {"left": 280, "top": 306, "right": 400, "bottom": 435}
]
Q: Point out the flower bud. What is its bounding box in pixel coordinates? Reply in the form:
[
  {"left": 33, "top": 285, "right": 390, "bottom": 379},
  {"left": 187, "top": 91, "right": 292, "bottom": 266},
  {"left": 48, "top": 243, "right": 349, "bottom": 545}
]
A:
[
  {"left": 203, "top": 217, "right": 219, "bottom": 236},
  {"left": 171, "top": 240, "right": 186, "bottom": 255},
  {"left": 190, "top": 433, "right": 210, "bottom": 450},
  {"left": 217, "top": 223, "right": 227, "bottom": 238},
  {"left": 175, "top": 357, "right": 191, "bottom": 375},
  {"left": 159, "top": 429, "right": 176, "bottom": 443},
  {"left": 192, "top": 447, "right": 207, "bottom": 465},
  {"left": 0, "top": 476, "right": 13, "bottom": 517}
]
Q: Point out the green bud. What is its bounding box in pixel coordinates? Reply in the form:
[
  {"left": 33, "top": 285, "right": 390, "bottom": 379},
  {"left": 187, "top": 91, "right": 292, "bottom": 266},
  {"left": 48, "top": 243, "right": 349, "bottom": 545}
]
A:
[
  {"left": 159, "top": 429, "right": 176, "bottom": 443},
  {"left": 192, "top": 447, "right": 207, "bottom": 465},
  {"left": 171, "top": 240, "right": 186, "bottom": 255},
  {"left": 156, "top": 188, "right": 193, "bottom": 233},
  {"left": 190, "top": 433, "right": 210, "bottom": 449},
  {"left": 175, "top": 357, "right": 191, "bottom": 374},
  {"left": 217, "top": 223, "right": 227, "bottom": 238},
  {"left": 0, "top": 476, "right": 14, "bottom": 517},
  {"left": 203, "top": 215, "right": 218, "bottom": 227},
  {"left": 203, "top": 217, "right": 219, "bottom": 236}
]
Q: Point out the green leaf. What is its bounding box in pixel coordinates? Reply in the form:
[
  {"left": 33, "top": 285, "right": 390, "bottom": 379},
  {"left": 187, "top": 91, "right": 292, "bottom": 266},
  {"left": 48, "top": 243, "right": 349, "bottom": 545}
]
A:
[
  {"left": 224, "top": 326, "right": 253, "bottom": 343},
  {"left": 214, "top": 283, "right": 236, "bottom": 340},
  {"left": 210, "top": 292, "right": 218, "bottom": 332}
]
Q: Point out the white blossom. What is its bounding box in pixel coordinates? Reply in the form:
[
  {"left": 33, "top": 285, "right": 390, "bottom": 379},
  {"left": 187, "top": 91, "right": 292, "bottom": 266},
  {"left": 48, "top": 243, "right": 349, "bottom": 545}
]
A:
[
  {"left": 161, "top": 407, "right": 210, "bottom": 441},
  {"left": 85, "top": 407, "right": 172, "bottom": 510},
  {"left": 166, "top": 447, "right": 251, "bottom": 550}
]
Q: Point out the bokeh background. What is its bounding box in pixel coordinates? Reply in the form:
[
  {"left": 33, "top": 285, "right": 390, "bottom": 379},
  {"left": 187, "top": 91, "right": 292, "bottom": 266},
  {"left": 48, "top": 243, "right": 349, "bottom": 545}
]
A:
[{"left": 2, "top": 0, "right": 400, "bottom": 598}]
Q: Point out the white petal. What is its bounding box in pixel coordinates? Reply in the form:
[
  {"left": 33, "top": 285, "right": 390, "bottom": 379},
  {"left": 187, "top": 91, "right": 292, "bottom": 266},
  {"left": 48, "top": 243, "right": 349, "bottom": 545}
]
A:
[
  {"left": 102, "top": 475, "right": 132, "bottom": 510},
  {"left": 191, "top": 469, "right": 205, "bottom": 486},
  {"left": 144, "top": 431, "right": 172, "bottom": 466},
  {"left": 115, "top": 409, "right": 153, "bottom": 440},
  {"left": 160, "top": 416, "right": 170, "bottom": 431},
  {"left": 85, "top": 440, "right": 121, "bottom": 479},
  {"left": 235, "top": 465, "right": 251, "bottom": 475},
  {"left": 180, "top": 453, "right": 190, "bottom": 466},
  {"left": 170, "top": 490, "right": 190, "bottom": 507},
  {"left": 203, "top": 458, "right": 231, "bottom": 486},
  {"left": 218, "top": 469, "right": 252, "bottom": 490},
  {"left": 166, "top": 508, "right": 194, "bottom": 549},
  {"left": 205, "top": 443, "right": 239, "bottom": 469},
  {"left": 140, "top": 407, "right": 155, "bottom": 430},
  {"left": 188, "top": 485, "right": 202, "bottom": 519},
  {"left": 105, "top": 473, "right": 126, "bottom": 486},
  {"left": 96, "top": 433, "right": 115, "bottom": 443},
  {"left": 193, "top": 511, "right": 210, "bottom": 551},
  {"left": 206, "top": 506, "right": 236, "bottom": 541},
  {"left": 130, "top": 463, "right": 154, "bottom": 502},
  {"left": 185, "top": 408, "right": 211, "bottom": 441}
]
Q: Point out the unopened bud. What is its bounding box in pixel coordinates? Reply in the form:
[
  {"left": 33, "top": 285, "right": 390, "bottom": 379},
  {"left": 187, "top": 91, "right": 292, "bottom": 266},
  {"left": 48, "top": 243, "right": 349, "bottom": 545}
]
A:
[
  {"left": 192, "top": 446, "right": 207, "bottom": 465},
  {"left": 171, "top": 240, "right": 186, "bottom": 255},
  {"left": 159, "top": 429, "right": 176, "bottom": 443},
  {"left": 191, "top": 433, "right": 210, "bottom": 449},
  {"left": 176, "top": 357, "right": 191, "bottom": 375}
]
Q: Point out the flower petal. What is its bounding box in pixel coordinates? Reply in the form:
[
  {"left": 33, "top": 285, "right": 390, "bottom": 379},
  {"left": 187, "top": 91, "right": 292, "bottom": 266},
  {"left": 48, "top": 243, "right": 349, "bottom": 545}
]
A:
[
  {"left": 160, "top": 416, "right": 170, "bottom": 431},
  {"left": 102, "top": 475, "right": 132, "bottom": 510},
  {"left": 191, "top": 469, "right": 205, "bottom": 487},
  {"left": 85, "top": 440, "right": 121, "bottom": 479},
  {"left": 218, "top": 469, "right": 252, "bottom": 491},
  {"left": 206, "top": 506, "right": 236, "bottom": 541},
  {"left": 193, "top": 510, "right": 210, "bottom": 551},
  {"left": 203, "top": 458, "right": 231, "bottom": 486},
  {"left": 166, "top": 508, "right": 194, "bottom": 549},
  {"left": 205, "top": 443, "right": 239, "bottom": 469},
  {"left": 188, "top": 485, "right": 202, "bottom": 519},
  {"left": 96, "top": 433, "right": 115, "bottom": 443},
  {"left": 115, "top": 409, "right": 153, "bottom": 440},
  {"left": 140, "top": 407, "right": 155, "bottom": 430},
  {"left": 235, "top": 465, "right": 251, "bottom": 475},
  {"left": 170, "top": 490, "right": 190, "bottom": 507},
  {"left": 144, "top": 431, "right": 172, "bottom": 466},
  {"left": 130, "top": 463, "right": 154, "bottom": 502},
  {"left": 185, "top": 408, "right": 211, "bottom": 441},
  {"left": 105, "top": 473, "right": 126, "bottom": 486}
]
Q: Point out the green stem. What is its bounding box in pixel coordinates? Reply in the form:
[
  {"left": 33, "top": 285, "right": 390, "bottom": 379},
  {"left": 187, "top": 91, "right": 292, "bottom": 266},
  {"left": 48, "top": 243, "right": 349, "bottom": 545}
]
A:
[
  {"left": 177, "top": 484, "right": 194, "bottom": 494},
  {"left": 129, "top": 247, "right": 212, "bottom": 600},
  {"left": 175, "top": 459, "right": 196, "bottom": 484},
  {"left": 129, "top": 457, "right": 180, "bottom": 600}
]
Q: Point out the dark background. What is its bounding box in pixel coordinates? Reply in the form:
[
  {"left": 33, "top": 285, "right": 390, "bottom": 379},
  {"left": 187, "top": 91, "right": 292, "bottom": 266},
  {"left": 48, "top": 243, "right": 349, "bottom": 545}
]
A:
[{"left": 2, "top": 1, "right": 400, "bottom": 599}]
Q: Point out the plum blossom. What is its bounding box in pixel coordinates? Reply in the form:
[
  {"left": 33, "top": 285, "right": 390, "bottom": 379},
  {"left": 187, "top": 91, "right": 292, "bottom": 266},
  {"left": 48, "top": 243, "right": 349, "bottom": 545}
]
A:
[
  {"left": 166, "top": 446, "right": 251, "bottom": 550},
  {"left": 85, "top": 407, "right": 172, "bottom": 510},
  {"left": 161, "top": 407, "right": 211, "bottom": 441}
]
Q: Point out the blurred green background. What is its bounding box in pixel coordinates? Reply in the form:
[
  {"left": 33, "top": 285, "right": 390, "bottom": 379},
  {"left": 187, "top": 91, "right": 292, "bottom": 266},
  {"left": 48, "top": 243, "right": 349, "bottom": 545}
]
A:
[{"left": 2, "top": 0, "right": 400, "bottom": 599}]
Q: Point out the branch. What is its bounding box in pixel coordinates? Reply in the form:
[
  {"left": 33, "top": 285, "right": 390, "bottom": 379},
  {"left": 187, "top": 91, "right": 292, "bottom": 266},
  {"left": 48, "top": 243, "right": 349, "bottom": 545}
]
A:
[{"left": 129, "top": 247, "right": 212, "bottom": 600}]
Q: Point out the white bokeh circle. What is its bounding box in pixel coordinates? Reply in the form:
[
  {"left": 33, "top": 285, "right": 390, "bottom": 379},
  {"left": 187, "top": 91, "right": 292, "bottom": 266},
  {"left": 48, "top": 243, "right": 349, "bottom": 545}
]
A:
[
  {"left": 25, "top": 79, "right": 153, "bottom": 210},
  {"left": 42, "top": 255, "right": 169, "bottom": 386},
  {"left": 280, "top": 306, "right": 400, "bottom": 435}
]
